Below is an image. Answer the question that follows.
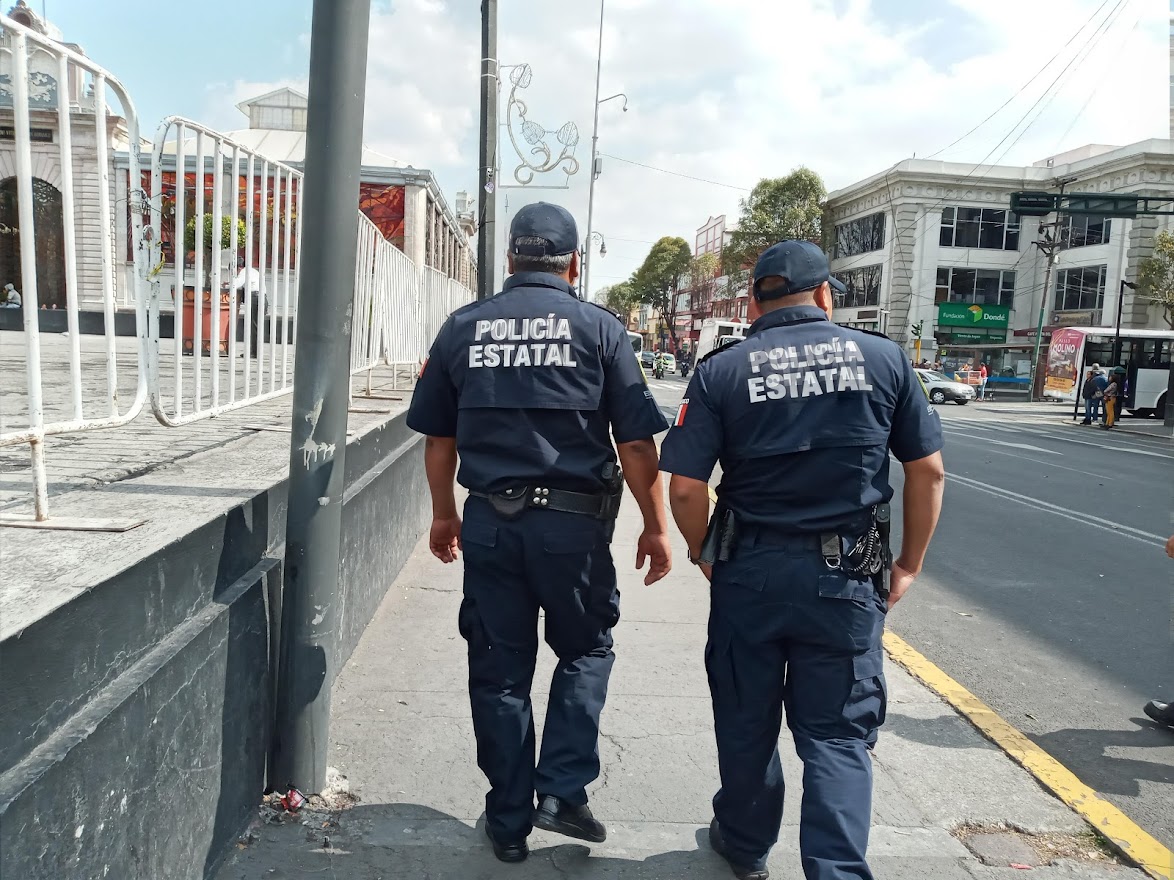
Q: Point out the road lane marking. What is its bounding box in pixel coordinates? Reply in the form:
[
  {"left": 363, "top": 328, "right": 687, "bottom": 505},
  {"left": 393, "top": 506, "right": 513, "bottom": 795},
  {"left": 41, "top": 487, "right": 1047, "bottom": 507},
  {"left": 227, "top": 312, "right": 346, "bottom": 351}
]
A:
[
  {"left": 883, "top": 631, "right": 1174, "bottom": 879},
  {"left": 939, "top": 434, "right": 1120, "bottom": 481},
  {"left": 945, "top": 472, "right": 1167, "bottom": 546},
  {"left": 983, "top": 438, "right": 1063, "bottom": 454}
]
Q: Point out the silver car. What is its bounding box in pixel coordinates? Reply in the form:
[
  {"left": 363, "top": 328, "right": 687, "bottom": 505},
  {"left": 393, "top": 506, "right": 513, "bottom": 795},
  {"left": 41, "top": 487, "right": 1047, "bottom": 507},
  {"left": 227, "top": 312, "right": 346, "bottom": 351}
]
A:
[{"left": 915, "top": 368, "right": 975, "bottom": 405}]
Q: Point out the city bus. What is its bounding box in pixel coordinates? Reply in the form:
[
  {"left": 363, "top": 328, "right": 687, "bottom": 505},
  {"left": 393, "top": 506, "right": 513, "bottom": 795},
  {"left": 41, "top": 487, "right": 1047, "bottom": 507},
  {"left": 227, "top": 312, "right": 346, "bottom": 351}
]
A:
[{"left": 1043, "top": 326, "right": 1174, "bottom": 417}]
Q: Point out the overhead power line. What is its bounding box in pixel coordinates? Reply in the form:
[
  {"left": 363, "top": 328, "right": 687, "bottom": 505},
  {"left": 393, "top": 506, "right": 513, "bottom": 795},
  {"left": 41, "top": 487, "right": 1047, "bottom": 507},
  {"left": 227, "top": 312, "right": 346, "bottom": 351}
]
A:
[
  {"left": 924, "top": 0, "right": 1117, "bottom": 159},
  {"left": 597, "top": 153, "right": 752, "bottom": 192}
]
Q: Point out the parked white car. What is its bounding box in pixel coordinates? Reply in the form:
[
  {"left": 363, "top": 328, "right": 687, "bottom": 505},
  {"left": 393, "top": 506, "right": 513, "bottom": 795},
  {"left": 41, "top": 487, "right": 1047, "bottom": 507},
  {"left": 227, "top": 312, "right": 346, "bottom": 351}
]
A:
[{"left": 915, "top": 369, "right": 975, "bottom": 405}]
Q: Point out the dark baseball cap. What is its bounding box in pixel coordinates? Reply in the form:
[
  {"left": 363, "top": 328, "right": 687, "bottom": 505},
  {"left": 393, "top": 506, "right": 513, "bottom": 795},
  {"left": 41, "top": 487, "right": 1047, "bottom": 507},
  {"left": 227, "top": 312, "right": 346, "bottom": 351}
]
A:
[
  {"left": 509, "top": 202, "right": 578, "bottom": 258},
  {"left": 753, "top": 240, "right": 837, "bottom": 300}
]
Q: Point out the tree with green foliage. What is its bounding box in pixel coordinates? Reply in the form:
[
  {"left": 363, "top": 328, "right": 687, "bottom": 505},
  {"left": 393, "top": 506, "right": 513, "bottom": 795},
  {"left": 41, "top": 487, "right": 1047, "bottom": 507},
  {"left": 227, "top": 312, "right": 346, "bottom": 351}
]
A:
[
  {"left": 631, "top": 236, "right": 692, "bottom": 351},
  {"left": 1137, "top": 229, "right": 1174, "bottom": 329},
  {"left": 722, "top": 168, "right": 827, "bottom": 276},
  {"left": 599, "top": 281, "right": 640, "bottom": 319}
]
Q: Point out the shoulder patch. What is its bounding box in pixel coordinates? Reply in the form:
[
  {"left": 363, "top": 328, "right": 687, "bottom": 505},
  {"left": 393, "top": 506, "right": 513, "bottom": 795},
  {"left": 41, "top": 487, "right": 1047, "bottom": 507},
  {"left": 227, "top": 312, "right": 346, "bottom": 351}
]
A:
[{"left": 698, "top": 338, "right": 743, "bottom": 365}]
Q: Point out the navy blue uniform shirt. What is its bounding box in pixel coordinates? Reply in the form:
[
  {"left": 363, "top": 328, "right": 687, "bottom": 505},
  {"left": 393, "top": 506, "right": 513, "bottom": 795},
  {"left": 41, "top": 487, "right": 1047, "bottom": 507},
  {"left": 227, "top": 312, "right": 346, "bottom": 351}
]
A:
[
  {"left": 406, "top": 271, "right": 668, "bottom": 494},
  {"left": 659, "top": 304, "right": 943, "bottom": 532}
]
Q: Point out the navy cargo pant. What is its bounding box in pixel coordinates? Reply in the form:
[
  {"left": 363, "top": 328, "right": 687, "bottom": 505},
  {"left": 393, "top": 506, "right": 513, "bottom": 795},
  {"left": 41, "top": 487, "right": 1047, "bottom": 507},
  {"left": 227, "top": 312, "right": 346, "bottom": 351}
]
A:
[
  {"left": 707, "top": 528, "right": 887, "bottom": 880},
  {"left": 458, "top": 496, "right": 620, "bottom": 842}
]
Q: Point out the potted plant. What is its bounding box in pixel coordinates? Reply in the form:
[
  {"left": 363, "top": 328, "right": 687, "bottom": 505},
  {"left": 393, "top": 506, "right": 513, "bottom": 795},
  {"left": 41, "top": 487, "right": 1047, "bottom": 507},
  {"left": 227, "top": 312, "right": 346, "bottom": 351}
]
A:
[{"left": 178, "top": 214, "right": 247, "bottom": 356}]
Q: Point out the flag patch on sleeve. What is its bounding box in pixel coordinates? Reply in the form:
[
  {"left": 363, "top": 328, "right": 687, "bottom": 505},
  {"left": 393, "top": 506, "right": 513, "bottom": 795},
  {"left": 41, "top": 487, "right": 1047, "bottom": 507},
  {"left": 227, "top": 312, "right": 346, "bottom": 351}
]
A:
[{"left": 674, "top": 399, "right": 689, "bottom": 426}]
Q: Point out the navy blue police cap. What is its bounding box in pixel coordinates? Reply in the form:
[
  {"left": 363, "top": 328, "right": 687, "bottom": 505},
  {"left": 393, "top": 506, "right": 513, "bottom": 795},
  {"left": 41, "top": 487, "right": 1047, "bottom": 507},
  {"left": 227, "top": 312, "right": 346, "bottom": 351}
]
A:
[
  {"left": 509, "top": 202, "right": 579, "bottom": 258},
  {"left": 753, "top": 240, "right": 843, "bottom": 300}
]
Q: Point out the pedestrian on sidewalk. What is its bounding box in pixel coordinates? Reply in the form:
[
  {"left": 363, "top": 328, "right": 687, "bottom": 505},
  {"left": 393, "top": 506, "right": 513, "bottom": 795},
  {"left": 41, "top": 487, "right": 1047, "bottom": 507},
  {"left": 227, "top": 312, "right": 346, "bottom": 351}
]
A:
[
  {"left": 1142, "top": 535, "right": 1174, "bottom": 729},
  {"left": 660, "top": 240, "right": 946, "bottom": 880},
  {"left": 1102, "top": 369, "right": 1121, "bottom": 429},
  {"left": 406, "top": 202, "right": 672, "bottom": 865},
  {"left": 978, "top": 361, "right": 989, "bottom": 400},
  {"left": 1080, "top": 366, "right": 1105, "bottom": 425}
]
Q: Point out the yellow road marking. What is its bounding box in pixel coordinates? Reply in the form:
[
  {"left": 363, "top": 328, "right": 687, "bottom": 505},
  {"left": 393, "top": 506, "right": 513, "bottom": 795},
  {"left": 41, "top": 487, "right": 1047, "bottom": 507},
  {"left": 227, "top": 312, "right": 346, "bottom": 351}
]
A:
[{"left": 884, "top": 630, "right": 1173, "bottom": 879}]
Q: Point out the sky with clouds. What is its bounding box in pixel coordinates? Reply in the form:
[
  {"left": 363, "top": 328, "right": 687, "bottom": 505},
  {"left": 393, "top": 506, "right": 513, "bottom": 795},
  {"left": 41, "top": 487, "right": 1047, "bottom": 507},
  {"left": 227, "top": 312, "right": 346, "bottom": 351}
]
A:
[{"left": 47, "top": 0, "right": 1169, "bottom": 297}]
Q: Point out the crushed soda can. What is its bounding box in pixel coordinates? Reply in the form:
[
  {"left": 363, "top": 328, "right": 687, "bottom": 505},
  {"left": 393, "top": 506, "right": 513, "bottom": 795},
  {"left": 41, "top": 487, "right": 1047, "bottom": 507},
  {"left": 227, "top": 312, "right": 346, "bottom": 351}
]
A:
[{"left": 280, "top": 787, "right": 306, "bottom": 813}]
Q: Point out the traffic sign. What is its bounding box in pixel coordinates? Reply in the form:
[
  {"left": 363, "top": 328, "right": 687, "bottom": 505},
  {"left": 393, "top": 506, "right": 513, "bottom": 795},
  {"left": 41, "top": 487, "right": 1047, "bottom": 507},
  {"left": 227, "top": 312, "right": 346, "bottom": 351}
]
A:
[
  {"left": 1065, "top": 194, "right": 1139, "bottom": 218},
  {"left": 1010, "top": 191, "right": 1057, "bottom": 216}
]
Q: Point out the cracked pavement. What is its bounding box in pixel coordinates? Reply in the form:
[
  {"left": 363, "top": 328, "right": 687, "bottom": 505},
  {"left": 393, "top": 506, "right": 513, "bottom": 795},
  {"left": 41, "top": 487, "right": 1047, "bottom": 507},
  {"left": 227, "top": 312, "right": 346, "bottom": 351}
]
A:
[{"left": 215, "top": 491, "right": 1148, "bottom": 879}]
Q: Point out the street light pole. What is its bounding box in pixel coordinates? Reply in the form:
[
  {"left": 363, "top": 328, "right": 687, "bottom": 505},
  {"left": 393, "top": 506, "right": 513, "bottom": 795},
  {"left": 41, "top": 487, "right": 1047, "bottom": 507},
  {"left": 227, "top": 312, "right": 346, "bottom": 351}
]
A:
[
  {"left": 1113, "top": 278, "right": 1136, "bottom": 365},
  {"left": 582, "top": 0, "right": 605, "bottom": 302},
  {"left": 275, "top": 0, "right": 371, "bottom": 793}
]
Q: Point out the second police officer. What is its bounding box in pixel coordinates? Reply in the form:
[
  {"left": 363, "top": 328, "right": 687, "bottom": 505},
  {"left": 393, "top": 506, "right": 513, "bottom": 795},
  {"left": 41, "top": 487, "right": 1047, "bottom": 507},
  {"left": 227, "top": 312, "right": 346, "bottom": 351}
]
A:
[
  {"left": 659, "top": 240, "right": 946, "bottom": 880},
  {"left": 406, "top": 202, "right": 672, "bottom": 864}
]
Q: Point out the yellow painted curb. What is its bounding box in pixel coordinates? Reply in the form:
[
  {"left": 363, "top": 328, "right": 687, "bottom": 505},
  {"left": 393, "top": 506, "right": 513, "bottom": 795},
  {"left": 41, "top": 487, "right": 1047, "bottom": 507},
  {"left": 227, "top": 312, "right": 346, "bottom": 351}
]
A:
[{"left": 883, "top": 630, "right": 1173, "bottom": 879}]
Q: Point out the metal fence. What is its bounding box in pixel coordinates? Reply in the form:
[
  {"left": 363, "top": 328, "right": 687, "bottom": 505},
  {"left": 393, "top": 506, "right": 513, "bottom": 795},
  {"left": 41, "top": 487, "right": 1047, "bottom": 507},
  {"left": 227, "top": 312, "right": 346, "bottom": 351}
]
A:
[
  {"left": 0, "top": 17, "right": 148, "bottom": 524},
  {"left": 144, "top": 117, "right": 304, "bottom": 426},
  {"left": 0, "top": 13, "right": 473, "bottom": 528}
]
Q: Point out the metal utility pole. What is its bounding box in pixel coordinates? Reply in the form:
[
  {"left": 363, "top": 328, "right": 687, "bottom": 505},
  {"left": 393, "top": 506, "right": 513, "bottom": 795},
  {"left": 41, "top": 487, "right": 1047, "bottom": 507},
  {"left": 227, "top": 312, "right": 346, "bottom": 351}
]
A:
[
  {"left": 1028, "top": 179, "right": 1072, "bottom": 402},
  {"left": 476, "top": 0, "right": 498, "bottom": 300},
  {"left": 582, "top": 0, "right": 605, "bottom": 302},
  {"left": 274, "top": 0, "right": 371, "bottom": 793}
]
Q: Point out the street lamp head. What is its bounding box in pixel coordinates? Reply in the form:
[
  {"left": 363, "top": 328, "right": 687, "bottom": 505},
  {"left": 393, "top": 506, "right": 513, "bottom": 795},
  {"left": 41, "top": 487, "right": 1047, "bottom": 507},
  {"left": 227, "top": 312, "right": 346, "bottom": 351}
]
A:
[
  {"left": 1122, "top": 280, "right": 1138, "bottom": 290},
  {"left": 600, "top": 242, "right": 607, "bottom": 256}
]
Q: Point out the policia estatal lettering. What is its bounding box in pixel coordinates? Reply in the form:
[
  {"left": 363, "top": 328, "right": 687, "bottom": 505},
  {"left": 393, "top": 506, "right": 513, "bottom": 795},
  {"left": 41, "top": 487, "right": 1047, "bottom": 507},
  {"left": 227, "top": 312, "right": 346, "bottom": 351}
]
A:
[
  {"left": 406, "top": 203, "right": 672, "bottom": 865},
  {"left": 660, "top": 240, "right": 945, "bottom": 880}
]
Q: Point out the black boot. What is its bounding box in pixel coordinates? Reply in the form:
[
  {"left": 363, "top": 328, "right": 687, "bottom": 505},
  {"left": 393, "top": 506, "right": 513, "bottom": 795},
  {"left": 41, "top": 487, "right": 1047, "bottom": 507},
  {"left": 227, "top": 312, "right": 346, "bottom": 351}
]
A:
[
  {"left": 533, "top": 795, "right": 607, "bottom": 843},
  {"left": 1144, "top": 700, "right": 1174, "bottom": 729},
  {"left": 709, "top": 818, "right": 769, "bottom": 880},
  {"left": 485, "top": 825, "right": 529, "bottom": 863}
]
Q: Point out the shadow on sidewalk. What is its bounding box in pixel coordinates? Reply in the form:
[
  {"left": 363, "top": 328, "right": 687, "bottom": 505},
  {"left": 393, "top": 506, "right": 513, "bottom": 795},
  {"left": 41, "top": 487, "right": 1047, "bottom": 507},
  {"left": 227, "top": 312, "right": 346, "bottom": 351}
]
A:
[{"left": 219, "top": 802, "right": 716, "bottom": 879}]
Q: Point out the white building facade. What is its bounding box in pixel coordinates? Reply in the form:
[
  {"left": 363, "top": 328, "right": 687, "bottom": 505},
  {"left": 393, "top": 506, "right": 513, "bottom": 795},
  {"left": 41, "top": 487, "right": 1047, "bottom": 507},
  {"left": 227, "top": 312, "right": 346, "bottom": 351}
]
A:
[{"left": 824, "top": 140, "right": 1174, "bottom": 378}]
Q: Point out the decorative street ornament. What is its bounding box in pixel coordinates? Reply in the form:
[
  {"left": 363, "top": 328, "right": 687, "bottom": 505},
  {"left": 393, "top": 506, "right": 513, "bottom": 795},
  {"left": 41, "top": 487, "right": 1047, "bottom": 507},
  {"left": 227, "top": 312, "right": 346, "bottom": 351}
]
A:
[{"left": 503, "top": 64, "right": 580, "bottom": 186}]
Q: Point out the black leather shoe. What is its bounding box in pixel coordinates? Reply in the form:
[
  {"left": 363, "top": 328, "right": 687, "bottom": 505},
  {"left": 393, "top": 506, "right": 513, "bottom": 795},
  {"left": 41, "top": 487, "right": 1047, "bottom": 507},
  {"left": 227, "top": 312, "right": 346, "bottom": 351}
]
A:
[
  {"left": 485, "top": 824, "right": 529, "bottom": 863},
  {"left": 709, "top": 818, "right": 769, "bottom": 880},
  {"left": 533, "top": 795, "right": 607, "bottom": 843},
  {"left": 1144, "top": 700, "right": 1174, "bottom": 728}
]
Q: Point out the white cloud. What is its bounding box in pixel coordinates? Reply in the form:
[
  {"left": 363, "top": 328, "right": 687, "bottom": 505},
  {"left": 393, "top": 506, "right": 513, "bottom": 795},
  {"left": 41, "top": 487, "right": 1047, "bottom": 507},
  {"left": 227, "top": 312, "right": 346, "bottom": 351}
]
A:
[{"left": 201, "top": 0, "right": 1169, "bottom": 299}]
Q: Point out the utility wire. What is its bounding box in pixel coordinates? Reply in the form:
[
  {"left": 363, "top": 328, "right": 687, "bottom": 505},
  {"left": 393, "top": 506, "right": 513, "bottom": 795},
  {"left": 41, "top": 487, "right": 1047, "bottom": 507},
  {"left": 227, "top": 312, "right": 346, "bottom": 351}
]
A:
[
  {"left": 924, "top": 0, "right": 1115, "bottom": 159},
  {"left": 597, "top": 153, "right": 752, "bottom": 192}
]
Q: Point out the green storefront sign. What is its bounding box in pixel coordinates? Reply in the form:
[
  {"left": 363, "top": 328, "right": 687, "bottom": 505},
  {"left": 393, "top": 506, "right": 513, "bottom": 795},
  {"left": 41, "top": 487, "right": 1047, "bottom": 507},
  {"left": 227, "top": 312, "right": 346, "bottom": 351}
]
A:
[{"left": 937, "top": 303, "right": 1010, "bottom": 329}]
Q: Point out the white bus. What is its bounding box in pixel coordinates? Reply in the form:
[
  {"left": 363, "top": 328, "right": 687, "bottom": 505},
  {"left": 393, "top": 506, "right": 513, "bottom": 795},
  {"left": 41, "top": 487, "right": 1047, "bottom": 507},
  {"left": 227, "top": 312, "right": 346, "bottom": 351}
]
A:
[
  {"left": 626, "top": 330, "right": 644, "bottom": 356},
  {"left": 1043, "top": 326, "right": 1173, "bottom": 417}
]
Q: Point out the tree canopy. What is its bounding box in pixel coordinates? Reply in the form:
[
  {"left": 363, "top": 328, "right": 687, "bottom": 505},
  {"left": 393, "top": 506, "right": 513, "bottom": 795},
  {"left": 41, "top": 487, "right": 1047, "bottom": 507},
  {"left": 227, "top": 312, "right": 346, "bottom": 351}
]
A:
[
  {"left": 722, "top": 168, "right": 827, "bottom": 275},
  {"left": 1137, "top": 229, "right": 1174, "bottom": 329},
  {"left": 631, "top": 236, "right": 692, "bottom": 349}
]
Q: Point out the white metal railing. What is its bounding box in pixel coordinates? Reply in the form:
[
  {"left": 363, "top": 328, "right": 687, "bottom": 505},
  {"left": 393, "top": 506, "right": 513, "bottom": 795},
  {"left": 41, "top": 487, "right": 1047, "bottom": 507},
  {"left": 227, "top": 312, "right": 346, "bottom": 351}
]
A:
[
  {"left": 144, "top": 117, "right": 304, "bottom": 426},
  {"left": 0, "top": 17, "right": 474, "bottom": 527},
  {"left": 0, "top": 15, "right": 148, "bottom": 524}
]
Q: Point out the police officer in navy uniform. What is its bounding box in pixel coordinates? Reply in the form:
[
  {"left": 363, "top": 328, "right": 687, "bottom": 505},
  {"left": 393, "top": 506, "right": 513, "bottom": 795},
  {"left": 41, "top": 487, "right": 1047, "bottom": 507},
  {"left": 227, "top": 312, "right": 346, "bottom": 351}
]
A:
[
  {"left": 407, "top": 202, "right": 672, "bottom": 863},
  {"left": 659, "top": 240, "right": 945, "bottom": 880}
]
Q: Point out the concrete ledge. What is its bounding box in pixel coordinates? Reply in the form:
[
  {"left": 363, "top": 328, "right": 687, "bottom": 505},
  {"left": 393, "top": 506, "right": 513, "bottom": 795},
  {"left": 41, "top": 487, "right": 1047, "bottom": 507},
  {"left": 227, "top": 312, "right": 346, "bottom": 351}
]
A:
[{"left": 0, "top": 403, "right": 428, "bottom": 879}]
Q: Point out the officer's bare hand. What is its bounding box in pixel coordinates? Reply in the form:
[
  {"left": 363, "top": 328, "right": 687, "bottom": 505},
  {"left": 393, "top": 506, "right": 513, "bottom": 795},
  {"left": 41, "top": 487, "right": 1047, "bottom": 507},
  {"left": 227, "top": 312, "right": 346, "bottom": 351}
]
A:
[
  {"left": 887, "top": 560, "right": 918, "bottom": 610},
  {"left": 430, "top": 516, "right": 463, "bottom": 563},
  {"left": 636, "top": 530, "right": 672, "bottom": 585},
  {"left": 1166, "top": 534, "right": 1174, "bottom": 558}
]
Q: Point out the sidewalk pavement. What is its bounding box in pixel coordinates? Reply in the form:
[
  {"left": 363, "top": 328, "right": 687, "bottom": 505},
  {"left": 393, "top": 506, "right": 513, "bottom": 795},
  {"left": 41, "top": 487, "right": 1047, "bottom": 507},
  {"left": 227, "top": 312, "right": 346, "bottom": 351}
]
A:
[{"left": 215, "top": 490, "right": 1145, "bottom": 880}]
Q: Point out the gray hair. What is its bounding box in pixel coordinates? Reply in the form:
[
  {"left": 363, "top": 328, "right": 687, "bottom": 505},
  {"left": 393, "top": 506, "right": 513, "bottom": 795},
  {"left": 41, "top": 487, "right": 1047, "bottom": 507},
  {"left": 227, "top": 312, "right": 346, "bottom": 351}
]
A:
[{"left": 511, "top": 252, "right": 574, "bottom": 275}]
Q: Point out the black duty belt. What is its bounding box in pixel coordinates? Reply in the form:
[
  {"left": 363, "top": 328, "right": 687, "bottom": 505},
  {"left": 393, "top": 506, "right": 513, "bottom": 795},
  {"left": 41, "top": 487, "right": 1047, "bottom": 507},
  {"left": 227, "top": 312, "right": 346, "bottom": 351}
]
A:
[{"left": 469, "top": 485, "right": 612, "bottom": 519}]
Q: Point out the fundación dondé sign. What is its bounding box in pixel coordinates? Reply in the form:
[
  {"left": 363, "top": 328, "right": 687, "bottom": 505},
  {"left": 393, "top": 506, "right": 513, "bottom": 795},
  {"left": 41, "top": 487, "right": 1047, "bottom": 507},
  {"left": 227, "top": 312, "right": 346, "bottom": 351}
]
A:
[{"left": 936, "top": 303, "right": 1010, "bottom": 329}]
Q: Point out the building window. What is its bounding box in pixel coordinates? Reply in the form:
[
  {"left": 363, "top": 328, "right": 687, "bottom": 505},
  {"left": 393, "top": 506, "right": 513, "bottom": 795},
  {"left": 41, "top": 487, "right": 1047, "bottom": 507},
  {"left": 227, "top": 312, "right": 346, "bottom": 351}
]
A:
[
  {"left": 1060, "top": 214, "right": 1111, "bottom": 248},
  {"left": 939, "top": 207, "right": 1020, "bottom": 250},
  {"left": 832, "top": 264, "right": 882, "bottom": 308},
  {"left": 1054, "top": 264, "right": 1107, "bottom": 312},
  {"left": 834, "top": 212, "right": 885, "bottom": 259},
  {"left": 935, "top": 267, "right": 1016, "bottom": 307}
]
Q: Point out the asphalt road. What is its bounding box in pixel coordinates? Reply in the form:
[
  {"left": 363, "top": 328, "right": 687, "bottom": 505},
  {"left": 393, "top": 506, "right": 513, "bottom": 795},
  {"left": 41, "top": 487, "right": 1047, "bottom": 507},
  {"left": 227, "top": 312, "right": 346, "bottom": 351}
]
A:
[{"left": 646, "top": 373, "right": 1174, "bottom": 850}]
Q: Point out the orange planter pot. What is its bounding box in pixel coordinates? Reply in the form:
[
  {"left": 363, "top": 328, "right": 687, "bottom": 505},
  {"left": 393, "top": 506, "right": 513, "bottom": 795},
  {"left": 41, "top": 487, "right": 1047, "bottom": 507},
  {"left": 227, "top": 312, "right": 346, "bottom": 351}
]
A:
[{"left": 177, "top": 287, "right": 232, "bottom": 355}]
